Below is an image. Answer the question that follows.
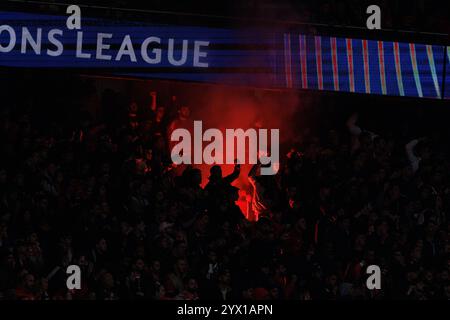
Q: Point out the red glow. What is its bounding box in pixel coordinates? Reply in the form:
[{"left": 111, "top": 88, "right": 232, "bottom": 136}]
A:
[{"left": 166, "top": 84, "right": 301, "bottom": 221}]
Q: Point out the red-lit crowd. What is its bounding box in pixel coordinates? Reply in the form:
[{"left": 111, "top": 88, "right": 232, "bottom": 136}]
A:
[{"left": 0, "top": 76, "right": 449, "bottom": 300}]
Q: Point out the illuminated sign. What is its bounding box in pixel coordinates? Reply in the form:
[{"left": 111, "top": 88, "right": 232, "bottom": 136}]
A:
[
  {"left": 283, "top": 34, "right": 447, "bottom": 99},
  {"left": 0, "top": 11, "right": 448, "bottom": 99}
]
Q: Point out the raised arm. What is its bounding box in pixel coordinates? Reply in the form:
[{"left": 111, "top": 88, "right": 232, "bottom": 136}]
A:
[
  {"left": 149, "top": 91, "right": 157, "bottom": 112},
  {"left": 347, "top": 113, "right": 361, "bottom": 152},
  {"left": 248, "top": 163, "right": 260, "bottom": 179},
  {"left": 405, "top": 138, "right": 421, "bottom": 173},
  {"left": 224, "top": 162, "right": 241, "bottom": 184},
  {"left": 346, "top": 113, "right": 362, "bottom": 136}
]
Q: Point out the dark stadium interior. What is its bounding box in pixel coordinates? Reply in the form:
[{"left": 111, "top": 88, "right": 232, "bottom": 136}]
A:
[{"left": 0, "top": 0, "right": 450, "bottom": 302}]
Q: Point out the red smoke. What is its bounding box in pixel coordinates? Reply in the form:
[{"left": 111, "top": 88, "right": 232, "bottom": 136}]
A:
[
  {"left": 88, "top": 76, "right": 305, "bottom": 220},
  {"left": 173, "top": 83, "right": 302, "bottom": 220}
]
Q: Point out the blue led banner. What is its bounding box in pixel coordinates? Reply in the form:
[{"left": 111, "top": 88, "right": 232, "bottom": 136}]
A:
[
  {"left": 0, "top": 11, "right": 449, "bottom": 99},
  {"left": 0, "top": 11, "right": 283, "bottom": 87},
  {"left": 282, "top": 34, "right": 447, "bottom": 99}
]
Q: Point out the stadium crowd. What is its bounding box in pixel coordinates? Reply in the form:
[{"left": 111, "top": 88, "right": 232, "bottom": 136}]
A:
[{"left": 0, "top": 74, "right": 449, "bottom": 300}]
